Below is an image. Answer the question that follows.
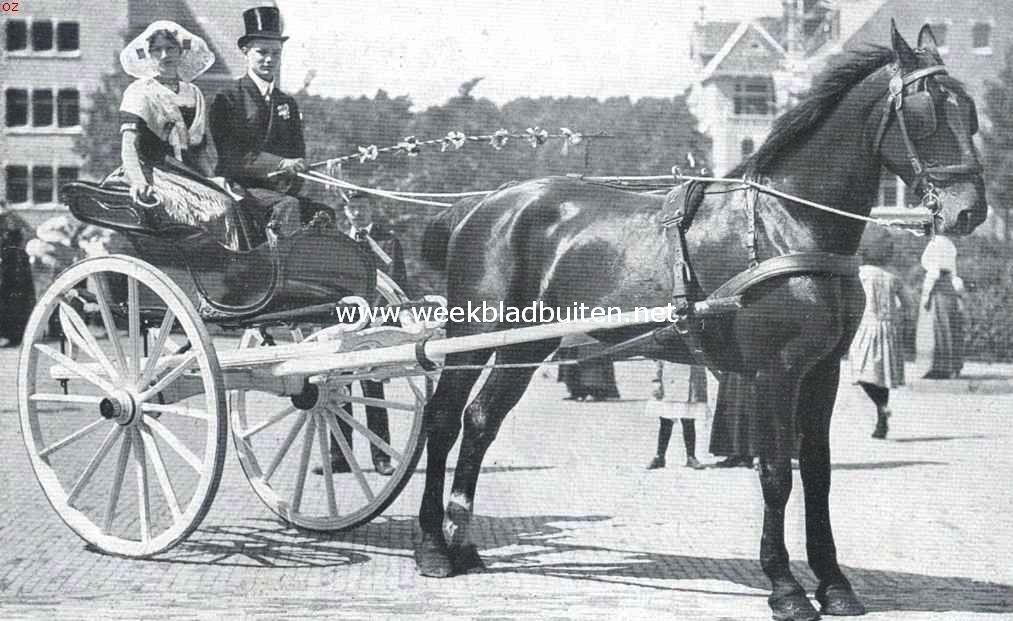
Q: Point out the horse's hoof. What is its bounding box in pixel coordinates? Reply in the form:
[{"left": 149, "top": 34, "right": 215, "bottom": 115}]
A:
[
  {"left": 451, "top": 543, "right": 486, "bottom": 573},
  {"left": 817, "top": 583, "right": 866, "bottom": 616},
  {"left": 769, "top": 590, "right": 820, "bottom": 621},
  {"left": 414, "top": 533, "right": 455, "bottom": 578}
]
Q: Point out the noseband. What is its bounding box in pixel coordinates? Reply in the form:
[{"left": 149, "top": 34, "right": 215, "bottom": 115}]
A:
[{"left": 870, "top": 64, "right": 982, "bottom": 214}]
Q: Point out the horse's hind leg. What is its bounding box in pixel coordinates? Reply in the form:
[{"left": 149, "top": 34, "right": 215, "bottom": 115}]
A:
[
  {"left": 443, "top": 339, "right": 559, "bottom": 573},
  {"left": 798, "top": 359, "right": 866, "bottom": 616},
  {"left": 754, "top": 370, "right": 821, "bottom": 621},
  {"left": 415, "top": 349, "right": 488, "bottom": 578}
]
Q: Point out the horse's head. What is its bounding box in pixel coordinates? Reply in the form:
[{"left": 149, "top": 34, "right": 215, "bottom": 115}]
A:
[{"left": 872, "top": 21, "right": 987, "bottom": 236}]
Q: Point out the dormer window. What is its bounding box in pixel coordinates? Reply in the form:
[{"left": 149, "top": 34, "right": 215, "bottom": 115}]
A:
[{"left": 733, "top": 80, "right": 774, "bottom": 116}]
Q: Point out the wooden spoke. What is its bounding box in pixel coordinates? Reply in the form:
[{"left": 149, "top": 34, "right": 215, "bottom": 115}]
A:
[
  {"left": 29, "top": 393, "right": 104, "bottom": 405},
  {"left": 89, "top": 274, "right": 128, "bottom": 375},
  {"left": 136, "top": 351, "right": 198, "bottom": 403},
  {"left": 132, "top": 429, "right": 151, "bottom": 543},
  {"left": 58, "top": 301, "right": 121, "bottom": 382},
  {"left": 35, "top": 343, "right": 118, "bottom": 396},
  {"left": 137, "top": 309, "right": 176, "bottom": 390},
  {"left": 239, "top": 404, "right": 298, "bottom": 439},
  {"left": 328, "top": 411, "right": 374, "bottom": 502},
  {"left": 38, "top": 417, "right": 107, "bottom": 458},
  {"left": 141, "top": 403, "right": 209, "bottom": 421},
  {"left": 145, "top": 418, "right": 203, "bottom": 472},
  {"left": 323, "top": 404, "right": 402, "bottom": 462},
  {"left": 291, "top": 414, "right": 317, "bottom": 513},
  {"left": 127, "top": 277, "right": 142, "bottom": 382},
  {"left": 68, "top": 426, "right": 123, "bottom": 506},
  {"left": 264, "top": 412, "right": 307, "bottom": 481},
  {"left": 104, "top": 431, "right": 133, "bottom": 533},
  {"left": 138, "top": 426, "right": 181, "bottom": 522},
  {"left": 315, "top": 415, "right": 339, "bottom": 517},
  {"left": 331, "top": 393, "right": 418, "bottom": 412}
]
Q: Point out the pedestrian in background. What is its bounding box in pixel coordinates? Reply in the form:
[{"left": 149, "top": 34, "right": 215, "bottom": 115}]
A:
[
  {"left": 916, "top": 234, "right": 964, "bottom": 379},
  {"left": 848, "top": 235, "right": 910, "bottom": 439},
  {"left": 646, "top": 362, "right": 708, "bottom": 470},
  {"left": 0, "top": 198, "right": 36, "bottom": 348},
  {"left": 556, "top": 338, "right": 621, "bottom": 401}
]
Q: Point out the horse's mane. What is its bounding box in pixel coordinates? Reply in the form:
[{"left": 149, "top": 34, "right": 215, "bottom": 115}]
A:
[{"left": 737, "top": 46, "right": 896, "bottom": 175}]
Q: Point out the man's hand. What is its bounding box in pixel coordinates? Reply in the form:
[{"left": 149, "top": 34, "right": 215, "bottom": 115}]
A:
[{"left": 277, "top": 157, "right": 307, "bottom": 177}]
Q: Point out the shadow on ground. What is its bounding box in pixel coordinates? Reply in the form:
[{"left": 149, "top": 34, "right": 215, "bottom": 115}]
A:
[{"left": 160, "top": 513, "right": 1011, "bottom": 615}]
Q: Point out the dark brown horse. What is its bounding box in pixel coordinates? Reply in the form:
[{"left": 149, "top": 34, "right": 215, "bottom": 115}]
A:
[{"left": 414, "top": 24, "right": 986, "bottom": 620}]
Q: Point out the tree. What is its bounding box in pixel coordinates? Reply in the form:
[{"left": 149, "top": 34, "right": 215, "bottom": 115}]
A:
[
  {"left": 75, "top": 53, "right": 132, "bottom": 179},
  {"left": 981, "top": 44, "right": 1013, "bottom": 241}
]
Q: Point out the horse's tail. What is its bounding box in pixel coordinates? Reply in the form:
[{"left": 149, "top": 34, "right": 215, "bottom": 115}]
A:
[{"left": 420, "top": 195, "right": 484, "bottom": 271}]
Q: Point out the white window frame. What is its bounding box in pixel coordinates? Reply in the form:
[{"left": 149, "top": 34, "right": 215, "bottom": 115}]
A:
[
  {"left": 3, "top": 18, "right": 82, "bottom": 58},
  {"left": 3, "top": 86, "right": 82, "bottom": 134},
  {"left": 971, "top": 19, "right": 994, "bottom": 55},
  {"left": 2, "top": 161, "right": 80, "bottom": 207},
  {"left": 924, "top": 18, "right": 951, "bottom": 56}
]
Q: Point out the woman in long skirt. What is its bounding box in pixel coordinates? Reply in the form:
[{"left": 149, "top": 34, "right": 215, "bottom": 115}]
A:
[
  {"left": 916, "top": 235, "right": 964, "bottom": 379},
  {"left": 848, "top": 238, "right": 909, "bottom": 439}
]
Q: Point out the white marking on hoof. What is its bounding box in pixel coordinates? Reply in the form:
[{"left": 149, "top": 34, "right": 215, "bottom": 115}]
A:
[{"left": 442, "top": 494, "right": 473, "bottom": 547}]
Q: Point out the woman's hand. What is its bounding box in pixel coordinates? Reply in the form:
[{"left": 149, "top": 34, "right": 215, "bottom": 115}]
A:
[{"left": 129, "top": 182, "right": 155, "bottom": 204}]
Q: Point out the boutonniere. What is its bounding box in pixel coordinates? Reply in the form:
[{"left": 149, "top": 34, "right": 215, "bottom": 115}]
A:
[{"left": 277, "top": 103, "right": 291, "bottom": 119}]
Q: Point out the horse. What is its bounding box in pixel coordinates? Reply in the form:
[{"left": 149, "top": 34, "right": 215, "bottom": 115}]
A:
[{"left": 413, "top": 23, "right": 986, "bottom": 621}]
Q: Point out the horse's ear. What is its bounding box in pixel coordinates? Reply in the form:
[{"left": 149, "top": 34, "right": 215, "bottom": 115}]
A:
[
  {"left": 891, "top": 19, "right": 918, "bottom": 69},
  {"left": 917, "top": 23, "right": 940, "bottom": 57}
]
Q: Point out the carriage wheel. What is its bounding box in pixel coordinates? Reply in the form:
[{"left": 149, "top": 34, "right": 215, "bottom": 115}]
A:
[
  {"left": 18, "top": 255, "right": 227, "bottom": 557},
  {"left": 229, "top": 273, "right": 430, "bottom": 530}
]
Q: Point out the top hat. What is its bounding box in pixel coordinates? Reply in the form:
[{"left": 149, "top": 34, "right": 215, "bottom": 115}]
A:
[{"left": 238, "top": 6, "right": 288, "bottom": 47}]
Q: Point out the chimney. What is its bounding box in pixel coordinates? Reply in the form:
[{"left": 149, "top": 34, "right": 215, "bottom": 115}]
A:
[{"left": 698, "top": 2, "right": 706, "bottom": 25}]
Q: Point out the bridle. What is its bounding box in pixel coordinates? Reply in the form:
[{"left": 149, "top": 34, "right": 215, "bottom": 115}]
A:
[{"left": 870, "top": 63, "right": 983, "bottom": 215}]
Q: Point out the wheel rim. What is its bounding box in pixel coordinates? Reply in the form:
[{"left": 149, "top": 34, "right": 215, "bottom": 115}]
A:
[
  {"left": 18, "top": 255, "right": 226, "bottom": 557},
  {"left": 230, "top": 274, "right": 428, "bottom": 530}
]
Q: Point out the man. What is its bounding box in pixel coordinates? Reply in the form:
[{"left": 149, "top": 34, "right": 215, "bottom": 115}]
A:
[
  {"left": 315, "top": 193, "right": 407, "bottom": 477},
  {"left": 209, "top": 6, "right": 305, "bottom": 237}
]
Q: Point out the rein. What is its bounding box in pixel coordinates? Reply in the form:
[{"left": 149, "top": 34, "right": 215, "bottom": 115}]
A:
[{"left": 669, "top": 173, "right": 933, "bottom": 236}]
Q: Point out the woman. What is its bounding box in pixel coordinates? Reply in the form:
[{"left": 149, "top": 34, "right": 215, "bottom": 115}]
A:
[
  {"left": 555, "top": 339, "right": 621, "bottom": 401},
  {"left": 116, "top": 21, "right": 245, "bottom": 250},
  {"left": 916, "top": 235, "right": 965, "bottom": 379},
  {"left": 848, "top": 236, "right": 909, "bottom": 439}
]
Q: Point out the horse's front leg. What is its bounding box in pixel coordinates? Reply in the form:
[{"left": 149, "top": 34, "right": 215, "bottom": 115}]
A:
[
  {"left": 755, "top": 370, "right": 821, "bottom": 621},
  {"left": 799, "top": 359, "right": 866, "bottom": 616}
]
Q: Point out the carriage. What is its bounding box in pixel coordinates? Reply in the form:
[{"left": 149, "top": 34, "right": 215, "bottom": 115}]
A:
[{"left": 16, "top": 22, "right": 990, "bottom": 620}]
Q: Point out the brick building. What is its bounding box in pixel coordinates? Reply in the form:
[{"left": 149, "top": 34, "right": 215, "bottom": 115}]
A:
[{"left": 1, "top": 0, "right": 270, "bottom": 227}]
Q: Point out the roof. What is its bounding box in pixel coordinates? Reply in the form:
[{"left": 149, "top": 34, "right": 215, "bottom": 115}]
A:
[
  {"left": 698, "top": 21, "right": 786, "bottom": 81},
  {"left": 693, "top": 20, "right": 741, "bottom": 59}
]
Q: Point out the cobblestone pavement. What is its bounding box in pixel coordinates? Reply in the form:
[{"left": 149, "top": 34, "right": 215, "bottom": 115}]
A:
[{"left": 2, "top": 344, "right": 1012, "bottom": 620}]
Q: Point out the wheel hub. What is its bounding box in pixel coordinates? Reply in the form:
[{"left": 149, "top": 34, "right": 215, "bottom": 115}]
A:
[
  {"left": 290, "top": 383, "right": 320, "bottom": 410},
  {"left": 99, "top": 391, "right": 137, "bottom": 425}
]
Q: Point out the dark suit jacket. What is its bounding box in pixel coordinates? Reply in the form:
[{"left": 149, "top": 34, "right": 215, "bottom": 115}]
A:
[{"left": 209, "top": 76, "right": 306, "bottom": 189}]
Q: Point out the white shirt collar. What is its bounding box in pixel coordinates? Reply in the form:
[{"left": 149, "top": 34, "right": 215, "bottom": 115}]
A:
[{"left": 247, "top": 70, "right": 275, "bottom": 99}]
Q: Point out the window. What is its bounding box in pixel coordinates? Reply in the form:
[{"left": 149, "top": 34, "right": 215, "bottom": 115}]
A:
[
  {"left": 741, "top": 138, "right": 755, "bottom": 159},
  {"left": 734, "top": 80, "right": 773, "bottom": 116},
  {"left": 4, "top": 166, "right": 29, "bottom": 204},
  {"left": 879, "top": 171, "right": 902, "bottom": 207},
  {"left": 5, "top": 89, "right": 28, "bottom": 127},
  {"left": 5, "top": 19, "right": 28, "bottom": 51},
  {"left": 927, "top": 22, "right": 948, "bottom": 52},
  {"left": 972, "top": 22, "right": 992, "bottom": 53},
  {"left": 32, "top": 89, "right": 54, "bottom": 127},
  {"left": 5, "top": 88, "right": 80, "bottom": 129},
  {"left": 56, "top": 22, "right": 79, "bottom": 52},
  {"left": 57, "top": 89, "right": 79, "bottom": 127},
  {"left": 57, "top": 166, "right": 80, "bottom": 190},
  {"left": 32, "top": 166, "right": 55, "bottom": 203},
  {"left": 32, "top": 21, "right": 54, "bottom": 52}
]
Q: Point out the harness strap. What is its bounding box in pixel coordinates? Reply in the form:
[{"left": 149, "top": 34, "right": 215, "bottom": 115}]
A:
[{"left": 709, "top": 252, "right": 860, "bottom": 300}]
